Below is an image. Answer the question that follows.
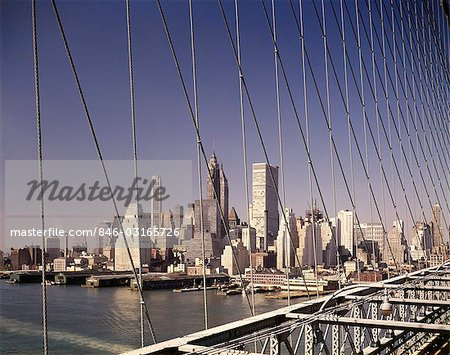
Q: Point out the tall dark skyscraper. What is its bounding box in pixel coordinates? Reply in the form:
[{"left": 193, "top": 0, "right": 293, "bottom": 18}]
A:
[
  {"left": 185, "top": 153, "right": 229, "bottom": 262},
  {"left": 431, "top": 203, "right": 443, "bottom": 248},
  {"left": 206, "top": 152, "right": 229, "bottom": 230}
]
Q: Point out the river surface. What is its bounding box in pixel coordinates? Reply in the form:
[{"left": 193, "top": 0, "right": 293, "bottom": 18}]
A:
[{"left": 0, "top": 280, "right": 293, "bottom": 354}]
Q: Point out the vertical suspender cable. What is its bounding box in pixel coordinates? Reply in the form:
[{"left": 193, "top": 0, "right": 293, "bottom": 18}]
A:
[
  {"left": 270, "top": 0, "right": 290, "bottom": 306},
  {"left": 222, "top": 0, "right": 312, "bottom": 299},
  {"left": 158, "top": 0, "right": 263, "bottom": 313},
  {"left": 390, "top": 0, "right": 409, "bottom": 271},
  {"left": 299, "top": 0, "right": 320, "bottom": 297},
  {"left": 31, "top": 1, "right": 48, "bottom": 353},
  {"left": 339, "top": 0, "right": 354, "bottom": 282},
  {"left": 188, "top": 0, "right": 208, "bottom": 330},
  {"left": 365, "top": 0, "right": 377, "bottom": 269},
  {"left": 234, "top": 0, "right": 256, "bottom": 317},
  {"left": 399, "top": 0, "right": 414, "bottom": 268},
  {"left": 380, "top": 0, "right": 397, "bottom": 216},
  {"left": 321, "top": 0, "right": 342, "bottom": 288},
  {"left": 354, "top": 0, "right": 365, "bottom": 281},
  {"left": 373, "top": 1, "right": 389, "bottom": 269},
  {"left": 125, "top": 0, "right": 145, "bottom": 346},
  {"left": 50, "top": 0, "right": 157, "bottom": 343}
]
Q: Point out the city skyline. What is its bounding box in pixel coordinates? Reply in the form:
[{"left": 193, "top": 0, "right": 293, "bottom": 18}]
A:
[{"left": 2, "top": 0, "right": 449, "bottom": 253}]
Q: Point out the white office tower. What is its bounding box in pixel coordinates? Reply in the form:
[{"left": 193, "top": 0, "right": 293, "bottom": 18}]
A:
[
  {"left": 251, "top": 163, "right": 279, "bottom": 251},
  {"left": 297, "top": 217, "right": 323, "bottom": 267},
  {"left": 221, "top": 239, "right": 250, "bottom": 276},
  {"left": 354, "top": 223, "right": 385, "bottom": 253},
  {"left": 386, "top": 220, "right": 406, "bottom": 265},
  {"left": 114, "top": 203, "right": 151, "bottom": 271},
  {"left": 410, "top": 222, "right": 432, "bottom": 261},
  {"left": 338, "top": 210, "right": 354, "bottom": 255},
  {"left": 150, "top": 175, "right": 162, "bottom": 229},
  {"left": 276, "top": 208, "right": 298, "bottom": 270}
]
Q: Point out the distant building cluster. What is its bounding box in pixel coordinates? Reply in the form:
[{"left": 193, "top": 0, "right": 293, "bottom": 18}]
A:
[{"left": 1, "top": 153, "right": 448, "bottom": 283}]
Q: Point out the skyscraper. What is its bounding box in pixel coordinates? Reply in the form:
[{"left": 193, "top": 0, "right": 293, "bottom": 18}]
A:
[
  {"left": 150, "top": 175, "right": 162, "bottom": 229},
  {"left": 206, "top": 152, "right": 229, "bottom": 230},
  {"left": 184, "top": 199, "right": 224, "bottom": 262},
  {"left": 185, "top": 153, "right": 229, "bottom": 263},
  {"left": 386, "top": 220, "right": 406, "bottom": 265},
  {"left": 338, "top": 210, "right": 354, "bottom": 255},
  {"left": 431, "top": 203, "right": 443, "bottom": 248},
  {"left": 114, "top": 203, "right": 152, "bottom": 271},
  {"left": 276, "top": 208, "right": 298, "bottom": 270},
  {"left": 173, "top": 204, "right": 184, "bottom": 229},
  {"left": 296, "top": 204, "right": 324, "bottom": 267},
  {"left": 251, "top": 163, "right": 279, "bottom": 251},
  {"left": 46, "top": 237, "right": 61, "bottom": 263}
]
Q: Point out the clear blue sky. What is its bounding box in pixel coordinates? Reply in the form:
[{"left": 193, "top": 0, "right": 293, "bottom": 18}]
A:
[{"left": 2, "top": 0, "right": 447, "bottom": 249}]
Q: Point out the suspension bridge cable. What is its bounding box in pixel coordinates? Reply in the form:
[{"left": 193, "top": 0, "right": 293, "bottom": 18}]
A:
[
  {"left": 156, "top": 0, "right": 263, "bottom": 313},
  {"left": 233, "top": 0, "right": 256, "bottom": 319},
  {"left": 265, "top": 0, "right": 353, "bottom": 284},
  {"left": 276, "top": 0, "right": 383, "bottom": 276},
  {"left": 288, "top": 0, "right": 398, "bottom": 272},
  {"left": 50, "top": 0, "right": 157, "bottom": 343},
  {"left": 339, "top": 0, "right": 355, "bottom": 281},
  {"left": 365, "top": 0, "right": 450, "bottom": 259},
  {"left": 125, "top": 0, "right": 145, "bottom": 346},
  {"left": 320, "top": 0, "right": 343, "bottom": 288},
  {"left": 420, "top": 2, "right": 450, "bottom": 199},
  {"left": 217, "top": 0, "right": 314, "bottom": 298},
  {"left": 252, "top": 0, "right": 352, "bottom": 285},
  {"left": 397, "top": 0, "right": 414, "bottom": 269},
  {"left": 367, "top": 0, "right": 386, "bottom": 270},
  {"left": 386, "top": 0, "right": 450, "bottom": 248},
  {"left": 315, "top": 0, "right": 426, "bottom": 271},
  {"left": 298, "top": 0, "right": 321, "bottom": 296},
  {"left": 362, "top": 0, "right": 378, "bottom": 272},
  {"left": 188, "top": 0, "right": 208, "bottom": 330},
  {"left": 331, "top": 0, "right": 434, "bottom": 268},
  {"left": 31, "top": 1, "right": 48, "bottom": 353},
  {"left": 396, "top": 0, "right": 450, "bottom": 187},
  {"left": 270, "top": 0, "right": 291, "bottom": 306},
  {"left": 354, "top": 0, "right": 371, "bottom": 279}
]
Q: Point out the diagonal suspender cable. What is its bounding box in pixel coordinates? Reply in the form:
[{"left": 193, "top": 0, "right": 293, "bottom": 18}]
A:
[
  {"left": 156, "top": 0, "right": 262, "bottom": 313},
  {"left": 125, "top": 0, "right": 145, "bottom": 346},
  {"left": 270, "top": 0, "right": 291, "bottom": 305},
  {"left": 234, "top": 0, "right": 256, "bottom": 318},
  {"left": 298, "top": 0, "right": 320, "bottom": 296},
  {"left": 398, "top": 0, "right": 414, "bottom": 268},
  {"left": 50, "top": 0, "right": 157, "bottom": 344},
  {"left": 354, "top": 0, "right": 371, "bottom": 278},
  {"left": 188, "top": 0, "right": 208, "bottom": 330},
  {"left": 217, "top": 0, "right": 313, "bottom": 297},
  {"left": 320, "top": 0, "right": 342, "bottom": 288},
  {"left": 354, "top": 0, "right": 444, "bottom": 265},
  {"left": 340, "top": 0, "right": 425, "bottom": 268},
  {"left": 339, "top": 0, "right": 354, "bottom": 279},
  {"left": 375, "top": 0, "right": 450, "bottom": 252},
  {"left": 301, "top": 0, "right": 407, "bottom": 272},
  {"left": 286, "top": 0, "right": 390, "bottom": 272},
  {"left": 31, "top": 1, "right": 48, "bottom": 354},
  {"left": 369, "top": 0, "right": 389, "bottom": 269},
  {"left": 362, "top": 0, "right": 378, "bottom": 270},
  {"left": 259, "top": 0, "right": 351, "bottom": 285}
]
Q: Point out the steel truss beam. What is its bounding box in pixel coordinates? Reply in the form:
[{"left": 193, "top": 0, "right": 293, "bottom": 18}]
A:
[
  {"left": 286, "top": 314, "right": 450, "bottom": 334},
  {"left": 344, "top": 296, "right": 450, "bottom": 307}
]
